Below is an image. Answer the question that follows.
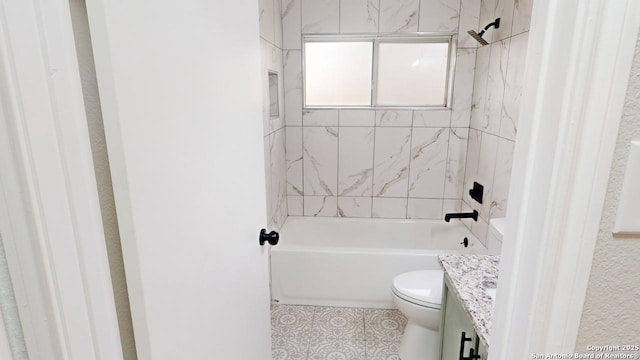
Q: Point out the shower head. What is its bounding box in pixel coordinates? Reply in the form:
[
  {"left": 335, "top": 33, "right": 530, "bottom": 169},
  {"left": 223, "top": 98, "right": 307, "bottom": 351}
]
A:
[
  {"left": 468, "top": 18, "right": 501, "bottom": 46},
  {"left": 467, "top": 30, "right": 489, "bottom": 45}
]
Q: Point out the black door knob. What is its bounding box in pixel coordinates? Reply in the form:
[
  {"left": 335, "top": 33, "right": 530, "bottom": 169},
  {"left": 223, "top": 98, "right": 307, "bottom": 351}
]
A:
[{"left": 259, "top": 229, "right": 279, "bottom": 246}]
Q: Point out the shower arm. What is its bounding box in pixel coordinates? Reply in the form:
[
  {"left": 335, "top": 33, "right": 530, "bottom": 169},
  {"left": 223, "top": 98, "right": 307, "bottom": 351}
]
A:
[{"left": 477, "top": 18, "right": 501, "bottom": 37}]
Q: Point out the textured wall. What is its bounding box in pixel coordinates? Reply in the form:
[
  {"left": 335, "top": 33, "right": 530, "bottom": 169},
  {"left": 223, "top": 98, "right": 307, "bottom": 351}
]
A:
[
  {"left": 68, "top": 1, "right": 137, "bottom": 359},
  {"left": 461, "top": 0, "right": 533, "bottom": 247},
  {"left": 575, "top": 34, "right": 640, "bottom": 350},
  {"left": 260, "top": 0, "right": 288, "bottom": 230},
  {"left": 0, "top": 234, "right": 27, "bottom": 359},
  {"left": 283, "top": 0, "right": 484, "bottom": 219}
]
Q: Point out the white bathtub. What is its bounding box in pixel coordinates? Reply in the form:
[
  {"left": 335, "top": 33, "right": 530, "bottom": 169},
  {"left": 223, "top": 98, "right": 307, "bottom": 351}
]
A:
[{"left": 270, "top": 216, "right": 486, "bottom": 309}]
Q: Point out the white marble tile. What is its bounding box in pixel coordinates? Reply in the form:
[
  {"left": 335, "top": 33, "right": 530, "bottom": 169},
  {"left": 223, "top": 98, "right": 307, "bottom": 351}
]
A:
[
  {"left": 282, "top": 0, "right": 302, "bottom": 49},
  {"left": 260, "top": 0, "right": 275, "bottom": 43},
  {"left": 476, "top": 132, "right": 499, "bottom": 221},
  {"left": 407, "top": 127, "right": 449, "bottom": 198},
  {"left": 339, "top": 127, "right": 375, "bottom": 196},
  {"left": 303, "top": 127, "right": 338, "bottom": 195},
  {"left": 460, "top": 200, "right": 475, "bottom": 230},
  {"left": 284, "top": 50, "right": 302, "bottom": 126},
  {"left": 478, "top": 0, "right": 496, "bottom": 44},
  {"left": 260, "top": 40, "right": 272, "bottom": 136},
  {"left": 302, "top": 0, "right": 340, "bottom": 33},
  {"left": 338, "top": 197, "right": 373, "bottom": 218},
  {"left": 471, "top": 217, "right": 489, "bottom": 246},
  {"left": 413, "top": 110, "right": 451, "bottom": 127},
  {"left": 340, "top": 109, "right": 375, "bottom": 126},
  {"left": 269, "top": 129, "right": 288, "bottom": 229},
  {"left": 304, "top": 195, "right": 338, "bottom": 216},
  {"left": 451, "top": 48, "right": 476, "bottom": 128},
  {"left": 340, "top": 0, "right": 379, "bottom": 33},
  {"left": 418, "top": 0, "right": 460, "bottom": 32},
  {"left": 492, "top": 0, "right": 514, "bottom": 42},
  {"left": 462, "top": 129, "right": 482, "bottom": 206},
  {"left": 379, "top": 0, "right": 419, "bottom": 33},
  {"left": 443, "top": 199, "right": 462, "bottom": 217},
  {"left": 274, "top": 0, "right": 283, "bottom": 48},
  {"left": 375, "top": 110, "right": 413, "bottom": 127},
  {"left": 288, "top": 195, "right": 304, "bottom": 215},
  {"left": 489, "top": 138, "right": 515, "bottom": 219},
  {"left": 500, "top": 32, "right": 529, "bottom": 141},
  {"left": 484, "top": 38, "right": 510, "bottom": 136},
  {"left": 512, "top": 0, "right": 533, "bottom": 35},
  {"left": 372, "top": 128, "right": 412, "bottom": 197},
  {"left": 486, "top": 230, "right": 503, "bottom": 255},
  {"left": 470, "top": 45, "right": 491, "bottom": 131},
  {"left": 286, "top": 127, "right": 304, "bottom": 195},
  {"left": 274, "top": 204, "right": 288, "bottom": 232},
  {"left": 444, "top": 128, "right": 469, "bottom": 198},
  {"left": 407, "top": 198, "right": 443, "bottom": 219},
  {"left": 264, "top": 136, "right": 272, "bottom": 221},
  {"left": 457, "top": 0, "right": 481, "bottom": 48},
  {"left": 274, "top": 61, "right": 286, "bottom": 134},
  {"left": 372, "top": 198, "right": 408, "bottom": 218},
  {"left": 303, "top": 109, "right": 339, "bottom": 126}
]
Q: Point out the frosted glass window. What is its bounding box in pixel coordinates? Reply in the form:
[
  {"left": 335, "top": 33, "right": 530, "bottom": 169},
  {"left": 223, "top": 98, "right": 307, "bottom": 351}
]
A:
[
  {"left": 304, "top": 42, "right": 373, "bottom": 106},
  {"left": 376, "top": 42, "right": 449, "bottom": 106}
]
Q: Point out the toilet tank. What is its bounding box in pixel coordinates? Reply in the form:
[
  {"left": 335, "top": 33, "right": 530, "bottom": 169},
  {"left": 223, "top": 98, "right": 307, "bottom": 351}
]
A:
[{"left": 487, "top": 218, "right": 506, "bottom": 255}]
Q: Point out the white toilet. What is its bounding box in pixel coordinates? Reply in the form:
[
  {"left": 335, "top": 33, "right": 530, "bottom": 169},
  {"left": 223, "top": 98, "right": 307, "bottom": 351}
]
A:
[{"left": 391, "top": 270, "right": 444, "bottom": 360}]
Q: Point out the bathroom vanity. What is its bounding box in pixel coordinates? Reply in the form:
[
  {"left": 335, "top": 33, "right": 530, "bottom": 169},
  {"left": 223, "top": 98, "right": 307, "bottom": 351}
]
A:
[{"left": 438, "top": 255, "right": 500, "bottom": 360}]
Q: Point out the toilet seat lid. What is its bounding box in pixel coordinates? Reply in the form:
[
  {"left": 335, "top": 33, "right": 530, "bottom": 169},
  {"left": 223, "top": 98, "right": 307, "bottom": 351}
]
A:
[{"left": 392, "top": 270, "right": 444, "bottom": 308}]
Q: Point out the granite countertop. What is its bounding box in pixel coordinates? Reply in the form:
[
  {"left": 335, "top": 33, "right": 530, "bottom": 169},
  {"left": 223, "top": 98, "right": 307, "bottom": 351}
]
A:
[{"left": 438, "top": 254, "right": 500, "bottom": 350}]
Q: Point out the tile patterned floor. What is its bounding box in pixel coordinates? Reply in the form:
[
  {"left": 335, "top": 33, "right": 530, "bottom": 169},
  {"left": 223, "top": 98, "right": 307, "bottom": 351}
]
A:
[{"left": 271, "top": 304, "right": 407, "bottom": 360}]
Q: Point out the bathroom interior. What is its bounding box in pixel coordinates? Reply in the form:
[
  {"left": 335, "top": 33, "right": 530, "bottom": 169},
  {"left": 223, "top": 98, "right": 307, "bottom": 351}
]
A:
[
  {"left": 260, "top": 0, "right": 530, "bottom": 359},
  {"left": 1, "top": 0, "right": 638, "bottom": 360}
]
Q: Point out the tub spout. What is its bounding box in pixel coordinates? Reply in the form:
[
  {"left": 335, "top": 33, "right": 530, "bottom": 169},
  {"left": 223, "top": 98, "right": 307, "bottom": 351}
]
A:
[{"left": 444, "top": 210, "right": 478, "bottom": 222}]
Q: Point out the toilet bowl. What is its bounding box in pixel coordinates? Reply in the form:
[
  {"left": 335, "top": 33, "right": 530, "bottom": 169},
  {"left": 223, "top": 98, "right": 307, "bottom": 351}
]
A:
[{"left": 391, "top": 270, "right": 443, "bottom": 360}]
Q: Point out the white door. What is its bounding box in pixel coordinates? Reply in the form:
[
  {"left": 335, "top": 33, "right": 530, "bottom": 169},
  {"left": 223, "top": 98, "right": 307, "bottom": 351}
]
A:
[{"left": 85, "top": 1, "right": 272, "bottom": 359}]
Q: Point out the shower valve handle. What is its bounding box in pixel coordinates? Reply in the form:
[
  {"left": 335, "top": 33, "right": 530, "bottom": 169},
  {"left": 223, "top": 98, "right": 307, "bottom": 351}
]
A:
[{"left": 259, "top": 229, "right": 279, "bottom": 246}]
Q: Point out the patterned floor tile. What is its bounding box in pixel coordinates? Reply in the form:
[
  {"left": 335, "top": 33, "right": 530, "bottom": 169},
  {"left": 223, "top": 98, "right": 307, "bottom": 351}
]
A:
[
  {"left": 307, "top": 337, "right": 366, "bottom": 360},
  {"left": 365, "top": 339, "right": 401, "bottom": 360},
  {"left": 311, "top": 307, "right": 365, "bottom": 340},
  {"left": 363, "top": 309, "right": 406, "bottom": 342},
  {"left": 271, "top": 304, "right": 315, "bottom": 338},
  {"left": 272, "top": 335, "right": 310, "bottom": 360}
]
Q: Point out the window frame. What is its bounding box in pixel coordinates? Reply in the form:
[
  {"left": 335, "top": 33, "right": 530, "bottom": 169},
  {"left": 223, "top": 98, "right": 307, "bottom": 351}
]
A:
[{"left": 302, "top": 33, "right": 457, "bottom": 110}]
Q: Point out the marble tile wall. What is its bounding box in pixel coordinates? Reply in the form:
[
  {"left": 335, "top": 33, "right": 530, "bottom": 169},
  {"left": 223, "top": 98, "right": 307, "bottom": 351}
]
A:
[
  {"left": 283, "top": 0, "right": 483, "bottom": 220},
  {"left": 461, "top": 0, "right": 533, "bottom": 245},
  {"left": 261, "top": 0, "right": 288, "bottom": 229}
]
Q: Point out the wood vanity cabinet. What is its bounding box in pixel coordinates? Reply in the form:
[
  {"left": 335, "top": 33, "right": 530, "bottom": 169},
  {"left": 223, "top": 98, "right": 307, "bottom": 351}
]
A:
[{"left": 439, "top": 279, "right": 489, "bottom": 360}]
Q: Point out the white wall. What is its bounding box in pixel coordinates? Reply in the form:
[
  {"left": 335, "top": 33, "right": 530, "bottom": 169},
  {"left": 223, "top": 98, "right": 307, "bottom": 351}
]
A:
[
  {"left": 283, "top": 0, "right": 482, "bottom": 219},
  {"left": 461, "top": 0, "right": 534, "bottom": 246},
  {"left": 575, "top": 33, "right": 640, "bottom": 349}
]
